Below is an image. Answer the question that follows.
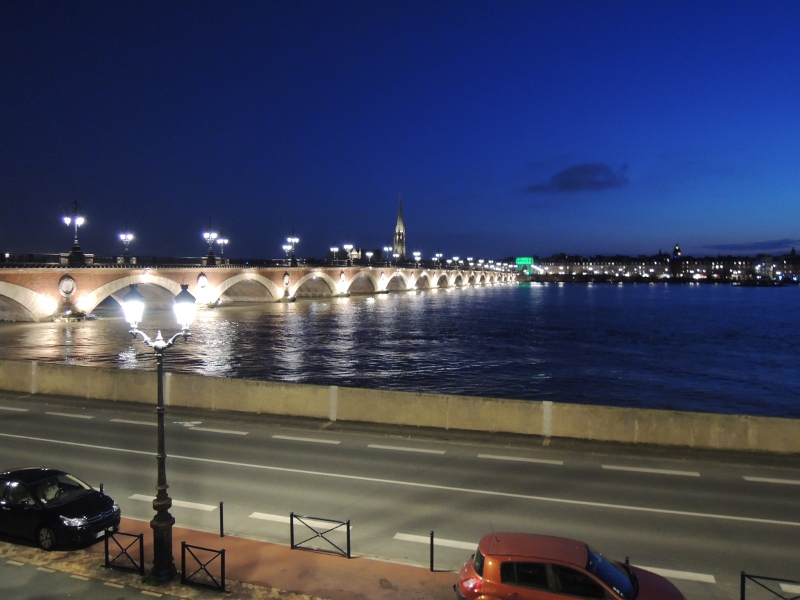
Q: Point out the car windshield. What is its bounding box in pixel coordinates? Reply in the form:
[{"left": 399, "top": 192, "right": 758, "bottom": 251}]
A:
[
  {"left": 33, "top": 473, "right": 92, "bottom": 505},
  {"left": 586, "top": 547, "right": 637, "bottom": 600}
]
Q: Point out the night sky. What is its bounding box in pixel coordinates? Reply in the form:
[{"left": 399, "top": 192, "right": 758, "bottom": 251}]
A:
[{"left": 2, "top": 1, "right": 799, "bottom": 262}]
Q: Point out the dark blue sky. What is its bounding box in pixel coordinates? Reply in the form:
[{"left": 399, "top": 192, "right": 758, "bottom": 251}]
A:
[{"left": 2, "top": 1, "right": 799, "bottom": 261}]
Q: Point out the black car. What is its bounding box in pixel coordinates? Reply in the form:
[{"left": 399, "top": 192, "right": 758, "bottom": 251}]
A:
[{"left": 0, "top": 468, "right": 121, "bottom": 550}]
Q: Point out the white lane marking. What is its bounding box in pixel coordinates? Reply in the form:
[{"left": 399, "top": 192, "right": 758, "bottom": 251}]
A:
[
  {"left": 368, "top": 444, "right": 445, "bottom": 454},
  {"left": 104, "top": 582, "right": 125, "bottom": 589},
  {"left": 273, "top": 434, "right": 340, "bottom": 445},
  {"left": 111, "top": 419, "right": 156, "bottom": 426},
  {"left": 250, "top": 512, "right": 351, "bottom": 530},
  {"left": 7, "top": 560, "right": 24, "bottom": 566},
  {"left": 635, "top": 566, "right": 716, "bottom": 583},
  {"left": 5, "top": 433, "right": 799, "bottom": 528},
  {"left": 36, "top": 567, "right": 55, "bottom": 572},
  {"left": 602, "top": 465, "right": 700, "bottom": 477},
  {"left": 141, "top": 590, "right": 163, "bottom": 597},
  {"left": 70, "top": 575, "right": 89, "bottom": 581},
  {"left": 782, "top": 583, "right": 800, "bottom": 593},
  {"left": 190, "top": 427, "right": 248, "bottom": 435},
  {"left": 129, "top": 494, "right": 216, "bottom": 511},
  {"left": 479, "top": 454, "right": 563, "bottom": 465},
  {"left": 394, "top": 533, "right": 475, "bottom": 550},
  {"left": 45, "top": 412, "right": 94, "bottom": 419},
  {"left": 744, "top": 476, "right": 800, "bottom": 486},
  {"left": 0, "top": 406, "right": 28, "bottom": 412}
]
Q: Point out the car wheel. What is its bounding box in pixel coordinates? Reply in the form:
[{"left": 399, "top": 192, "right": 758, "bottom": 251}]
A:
[{"left": 37, "top": 526, "right": 57, "bottom": 550}]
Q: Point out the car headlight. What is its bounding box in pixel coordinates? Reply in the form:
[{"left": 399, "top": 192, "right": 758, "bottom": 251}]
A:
[
  {"left": 60, "top": 515, "right": 88, "bottom": 527},
  {"left": 112, "top": 502, "right": 120, "bottom": 515}
]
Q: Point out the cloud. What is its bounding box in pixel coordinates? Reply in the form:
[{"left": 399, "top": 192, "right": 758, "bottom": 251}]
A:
[
  {"left": 702, "top": 239, "right": 800, "bottom": 254},
  {"left": 526, "top": 163, "right": 629, "bottom": 194}
]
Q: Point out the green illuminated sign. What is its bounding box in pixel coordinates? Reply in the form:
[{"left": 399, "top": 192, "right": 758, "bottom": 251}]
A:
[{"left": 516, "top": 257, "right": 534, "bottom": 265}]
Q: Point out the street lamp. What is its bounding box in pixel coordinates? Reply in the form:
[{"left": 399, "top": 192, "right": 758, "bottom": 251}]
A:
[
  {"left": 383, "top": 246, "right": 392, "bottom": 265},
  {"left": 121, "top": 283, "right": 197, "bottom": 583},
  {"left": 365, "top": 251, "right": 373, "bottom": 264},
  {"left": 203, "top": 231, "right": 218, "bottom": 265},
  {"left": 282, "top": 244, "right": 292, "bottom": 264},
  {"left": 119, "top": 231, "right": 134, "bottom": 263},
  {"left": 343, "top": 243, "right": 353, "bottom": 266},
  {"left": 413, "top": 251, "right": 421, "bottom": 267},
  {"left": 63, "top": 201, "right": 86, "bottom": 265},
  {"left": 216, "top": 237, "right": 228, "bottom": 261},
  {"left": 330, "top": 247, "right": 339, "bottom": 265},
  {"left": 287, "top": 235, "right": 299, "bottom": 267}
]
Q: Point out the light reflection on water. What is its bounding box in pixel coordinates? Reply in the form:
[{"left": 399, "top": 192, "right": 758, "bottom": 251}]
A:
[{"left": 0, "top": 284, "right": 798, "bottom": 417}]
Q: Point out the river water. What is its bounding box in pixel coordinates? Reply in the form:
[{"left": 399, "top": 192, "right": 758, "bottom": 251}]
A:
[{"left": 1, "top": 282, "right": 798, "bottom": 418}]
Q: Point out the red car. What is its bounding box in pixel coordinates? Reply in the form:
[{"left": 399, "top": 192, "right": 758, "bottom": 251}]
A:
[{"left": 455, "top": 532, "right": 687, "bottom": 600}]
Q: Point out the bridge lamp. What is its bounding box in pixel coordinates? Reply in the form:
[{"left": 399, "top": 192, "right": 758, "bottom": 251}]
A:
[
  {"left": 63, "top": 202, "right": 85, "bottom": 245},
  {"left": 330, "top": 247, "right": 339, "bottom": 265},
  {"left": 119, "top": 232, "right": 134, "bottom": 262},
  {"left": 343, "top": 243, "right": 353, "bottom": 266},
  {"left": 383, "top": 246, "right": 392, "bottom": 265},
  {"left": 393, "top": 252, "right": 399, "bottom": 266},
  {"left": 120, "top": 283, "right": 196, "bottom": 583},
  {"left": 413, "top": 251, "right": 421, "bottom": 266},
  {"left": 365, "top": 251, "right": 373, "bottom": 264},
  {"left": 216, "top": 237, "right": 228, "bottom": 258}
]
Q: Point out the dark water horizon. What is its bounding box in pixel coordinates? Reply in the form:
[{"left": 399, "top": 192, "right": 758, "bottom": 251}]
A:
[{"left": 0, "top": 282, "right": 798, "bottom": 418}]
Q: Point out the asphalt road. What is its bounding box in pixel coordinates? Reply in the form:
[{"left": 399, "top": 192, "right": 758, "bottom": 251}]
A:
[{"left": 1, "top": 391, "right": 799, "bottom": 600}]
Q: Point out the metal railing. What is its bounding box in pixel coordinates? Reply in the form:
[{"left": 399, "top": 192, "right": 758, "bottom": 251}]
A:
[
  {"left": 103, "top": 530, "right": 144, "bottom": 575},
  {"left": 741, "top": 571, "right": 800, "bottom": 600},
  {"left": 181, "top": 542, "right": 226, "bottom": 592},
  {"left": 290, "top": 512, "right": 351, "bottom": 558}
]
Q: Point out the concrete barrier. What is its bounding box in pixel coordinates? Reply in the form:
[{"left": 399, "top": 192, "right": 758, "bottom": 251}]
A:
[{"left": 0, "top": 359, "right": 797, "bottom": 454}]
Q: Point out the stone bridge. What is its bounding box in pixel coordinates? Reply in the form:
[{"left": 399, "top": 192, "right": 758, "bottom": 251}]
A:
[{"left": 0, "top": 264, "right": 516, "bottom": 321}]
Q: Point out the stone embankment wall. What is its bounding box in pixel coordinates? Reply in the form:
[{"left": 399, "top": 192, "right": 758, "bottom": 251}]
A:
[{"left": 1, "top": 360, "right": 797, "bottom": 454}]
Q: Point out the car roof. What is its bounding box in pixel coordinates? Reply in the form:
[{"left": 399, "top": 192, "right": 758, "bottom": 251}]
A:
[
  {"left": 478, "top": 532, "right": 588, "bottom": 567},
  {"left": 0, "top": 468, "right": 65, "bottom": 485}
]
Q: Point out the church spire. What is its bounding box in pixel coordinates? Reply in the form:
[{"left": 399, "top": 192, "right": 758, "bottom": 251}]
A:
[{"left": 393, "top": 194, "right": 406, "bottom": 259}]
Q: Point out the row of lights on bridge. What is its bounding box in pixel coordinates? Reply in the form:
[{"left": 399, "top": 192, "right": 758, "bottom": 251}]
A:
[{"left": 61, "top": 204, "right": 513, "bottom": 271}]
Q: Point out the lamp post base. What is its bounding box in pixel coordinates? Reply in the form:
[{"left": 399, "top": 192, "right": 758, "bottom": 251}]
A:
[{"left": 150, "top": 514, "right": 177, "bottom": 582}]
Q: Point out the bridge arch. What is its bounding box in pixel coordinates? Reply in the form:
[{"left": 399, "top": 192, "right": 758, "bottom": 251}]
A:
[
  {"left": 207, "top": 272, "right": 283, "bottom": 304},
  {"left": 75, "top": 274, "right": 186, "bottom": 315},
  {"left": 0, "top": 282, "right": 59, "bottom": 322},
  {"left": 291, "top": 271, "right": 337, "bottom": 298},
  {"left": 345, "top": 270, "right": 379, "bottom": 295}
]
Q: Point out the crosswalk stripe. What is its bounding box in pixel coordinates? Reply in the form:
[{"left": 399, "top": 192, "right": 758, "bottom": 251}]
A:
[
  {"left": 128, "top": 494, "right": 216, "bottom": 511},
  {"left": 249, "top": 512, "right": 351, "bottom": 530},
  {"left": 394, "top": 533, "right": 475, "bottom": 550},
  {"left": 635, "top": 566, "right": 716, "bottom": 583}
]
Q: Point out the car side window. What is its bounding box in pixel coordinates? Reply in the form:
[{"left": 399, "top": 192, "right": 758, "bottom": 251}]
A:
[
  {"left": 500, "top": 561, "right": 549, "bottom": 590},
  {"left": 552, "top": 565, "right": 606, "bottom": 599},
  {"left": 4, "top": 481, "right": 34, "bottom": 506}
]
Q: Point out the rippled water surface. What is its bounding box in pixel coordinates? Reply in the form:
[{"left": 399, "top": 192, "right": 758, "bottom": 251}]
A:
[{"left": 1, "top": 283, "right": 798, "bottom": 417}]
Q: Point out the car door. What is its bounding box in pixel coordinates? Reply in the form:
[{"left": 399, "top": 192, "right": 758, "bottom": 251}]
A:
[
  {"left": 551, "top": 564, "right": 613, "bottom": 599},
  {"left": 494, "top": 561, "right": 561, "bottom": 600},
  {"left": 0, "top": 479, "right": 38, "bottom": 538}
]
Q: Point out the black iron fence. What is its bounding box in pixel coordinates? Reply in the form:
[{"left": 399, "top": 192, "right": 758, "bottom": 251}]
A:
[
  {"left": 103, "top": 530, "right": 144, "bottom": 575},
  {"left": 290, "top": 512, "right": 351, "bottom": 558},
  {"left": 741, "top": 572, "right": 800, "bottom": 600},
  {"left": 181, "top": 542, "right": 226, "bottom": 592}
]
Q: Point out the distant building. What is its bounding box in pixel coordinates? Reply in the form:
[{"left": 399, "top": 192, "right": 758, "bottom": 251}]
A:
[{"left": 393, "top": 195, "right": 406, "bottom": 259}]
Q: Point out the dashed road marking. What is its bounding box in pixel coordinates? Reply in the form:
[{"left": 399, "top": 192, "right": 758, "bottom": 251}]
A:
[
  {"left": 104, "top": 582, "right": 125, "bottom": 588},
  {"left": 45, "top": 412, "right": 93, "bottom": 419},
  {"left": 782, "top": 583, "right": 800, "bottom": 594},
  {"left": 250, "top": 512, "right": 351, "bottom": 530},
  {"left": 635, "top": 566, "right": 716, "bottom": 583},
  {"left": 273, "top": 434, "right": 340, "bottom": 444},
  {"left": 129, "top": 494, "right": 217, "bottom": 511},
  {"left": 602, "top": 465, "right": 700, "bottom": 477},
  {"left": 368, "top": 444, "right": 445, "bottom": 454},
  {"left": 394, "top": 533, "right": 475, "bottom": 550},
  {"left": 70, "top": 574, "right": 89, "bottom": 580},
  {"left": 744, "top": 476, "right": 800, "bottom": 486},
  {"left": 111, "top": 419, "right": 156, "bottom": 426},
  {"left": 37, "top": 566, "right": 54, "bottom": 572},
  {"left": 0, "top": 406, "right": 27, "bottom": 412},
  {"left": 190, "top": 426, "right": 248, "bottom": 435},
  {"left": 479, "top": 454, "right": 563, "bottom": 465}
]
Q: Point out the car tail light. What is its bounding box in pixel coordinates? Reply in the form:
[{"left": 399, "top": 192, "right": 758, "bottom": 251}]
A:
[{"left": 459, "top": 576, "right": 483, "bottom": 598}]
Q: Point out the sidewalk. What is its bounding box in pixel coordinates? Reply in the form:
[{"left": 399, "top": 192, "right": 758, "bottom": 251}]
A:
[{"left": 0, "top": 518, "right": 457, "bottom": 600}]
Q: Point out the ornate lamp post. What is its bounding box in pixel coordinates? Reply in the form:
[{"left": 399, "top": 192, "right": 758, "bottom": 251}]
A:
[
  {"left": 330, "top": 247, "right": 339, "bottom": 266},
  {"left": 121, "top": 284, "right": 197, "bottom": 583},
  {"left": 413, "top": 251, "right": 421, "bottom": 267},
  {"left": 216, "top": 237, "right": 228, "bottom": 261},
  {"left": 365, "top": 251, "right": 373, "bottom": 264},
  {"left": 383, "top": 246, "right": 392, "bottom": 266},
  {"left": 287, "top": 235, "right": 299, "bottom": 267},
  {"left": 119, "top": 231, "right": 134, "bottom": 263},
  {"left": 63, "top": 201, "right": 86, "bottom": 265},
  {"left": 282, "top": 244, "right": 292, "bottom": 265},
  {"left": 343, "top": 243, "right": 353, "bottom": 266},
  {"left": 203, "top": 231, "right": 218, "bottom": 266}
]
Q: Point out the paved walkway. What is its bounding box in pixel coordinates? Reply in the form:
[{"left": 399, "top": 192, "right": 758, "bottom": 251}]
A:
[{"left": 0, "top": 518, "right": 457, "bottom": 600}]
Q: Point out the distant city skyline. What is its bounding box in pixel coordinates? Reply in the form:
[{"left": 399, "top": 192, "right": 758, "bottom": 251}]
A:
[{"left": 2, "top": 1, "right": 799, "bottom": 260}]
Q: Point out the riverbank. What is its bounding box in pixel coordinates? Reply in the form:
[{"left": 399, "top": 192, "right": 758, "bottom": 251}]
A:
[{"left": 1, "top": 359, "right": 797, "bottom": 454}]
